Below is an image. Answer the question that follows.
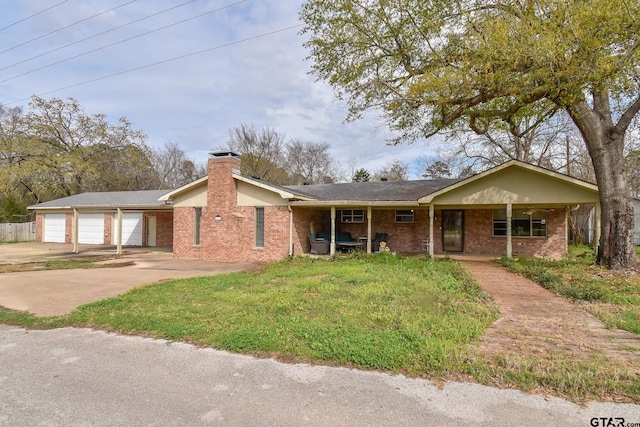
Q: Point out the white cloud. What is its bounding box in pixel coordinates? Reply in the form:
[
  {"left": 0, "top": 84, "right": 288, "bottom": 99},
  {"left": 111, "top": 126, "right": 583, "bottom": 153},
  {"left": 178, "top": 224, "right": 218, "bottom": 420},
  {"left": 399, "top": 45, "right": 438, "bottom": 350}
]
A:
[{"left": 0, "top": 0, "right": 438, "bottom": 179}]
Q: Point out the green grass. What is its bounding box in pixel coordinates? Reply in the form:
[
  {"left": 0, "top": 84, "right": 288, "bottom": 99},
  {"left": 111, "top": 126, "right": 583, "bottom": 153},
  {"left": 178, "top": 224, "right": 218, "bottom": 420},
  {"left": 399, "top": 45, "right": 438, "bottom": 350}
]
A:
[
  {"left": 499, "top": 245, "right": 640, "bottom": 334},
  {"left": 1, "top": 252, "right": 639, "bottom": 403},
  {"left": 64, "top": 254, "right": 497, "bottom": 373},
  {"left": 0, "top": 255, "right": 124, "bottom": 273}
]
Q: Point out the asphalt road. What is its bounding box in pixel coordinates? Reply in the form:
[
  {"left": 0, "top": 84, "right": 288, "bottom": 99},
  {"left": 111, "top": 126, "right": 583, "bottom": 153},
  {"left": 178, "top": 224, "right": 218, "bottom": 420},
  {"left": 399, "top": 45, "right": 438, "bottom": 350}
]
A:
[{"left": 1, "top": 326, "right": 638, "bottom": 426}]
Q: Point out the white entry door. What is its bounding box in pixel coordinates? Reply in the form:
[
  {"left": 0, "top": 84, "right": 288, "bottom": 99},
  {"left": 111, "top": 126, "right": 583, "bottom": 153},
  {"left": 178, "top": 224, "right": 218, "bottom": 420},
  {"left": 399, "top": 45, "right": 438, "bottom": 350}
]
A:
[
  {"left": 113, "top": 212, "right": 143, "bottom": 246},
  {"left": 43, "top": 213, "right": 66, "bottom": 243},
  {"left": 78, "top": 213, "right": 105, "bottom": 244},
  {"left": 146, "top": 216, "right": 157, "bottom": 247}
]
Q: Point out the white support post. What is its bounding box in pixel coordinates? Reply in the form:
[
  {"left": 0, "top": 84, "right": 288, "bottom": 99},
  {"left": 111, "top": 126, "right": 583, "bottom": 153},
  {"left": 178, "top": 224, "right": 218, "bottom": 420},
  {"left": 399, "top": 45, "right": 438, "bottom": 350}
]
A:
[
  {"left": 429, "top": 205, "right": 435, "bottom": 257},
  {"left": 72, "top": 208, "right": 79, "bottom": 254},
  {"left": 116, "top": 208, "right": 123, "bottom": 255},
  {"left": 594, "top": 202, "right": 601, "bottom": 253},
  {"left": 506, "top": 203, "right": 513, "bottom": 258},
  {"left": 367, "top": 206, "right": 372, "bottom": 253},
  {"left": 330, "top": 206, "right": 336, "bottom": 255}
]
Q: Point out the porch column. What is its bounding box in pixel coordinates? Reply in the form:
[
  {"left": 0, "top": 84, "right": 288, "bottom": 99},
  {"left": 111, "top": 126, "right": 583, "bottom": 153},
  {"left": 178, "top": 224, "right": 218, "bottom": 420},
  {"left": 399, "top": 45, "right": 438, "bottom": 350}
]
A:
[
  {"left": 367, "top": 206, "right": 372, "bottom": 253},
  {"left": 429, "top": 204, "right": 435, "bottom": 257},
  {"left": 506, "top": 203, "right": 512, "bottom": 258},
  {"left": 330, "top": 206, "right": 336, "bottom": 255},
  {"left": 565, "top": 207, "right": 569, "bottom": 254},
  {"left": 116, "top": 208, "right": 123, "bottom": 256},
  {"left": 72, "top": 208, "right": 79, "bottom": 254},
  {"left": 594, "top": 201, "right": 601, "bottom": 252}
]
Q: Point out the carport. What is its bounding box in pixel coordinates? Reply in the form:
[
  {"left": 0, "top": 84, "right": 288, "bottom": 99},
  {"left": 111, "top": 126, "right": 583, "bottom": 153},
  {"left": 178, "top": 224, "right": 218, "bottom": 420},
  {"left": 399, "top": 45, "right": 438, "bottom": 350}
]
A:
[{"left": 29, "top": 190, "right": 174, "bottom": 254}]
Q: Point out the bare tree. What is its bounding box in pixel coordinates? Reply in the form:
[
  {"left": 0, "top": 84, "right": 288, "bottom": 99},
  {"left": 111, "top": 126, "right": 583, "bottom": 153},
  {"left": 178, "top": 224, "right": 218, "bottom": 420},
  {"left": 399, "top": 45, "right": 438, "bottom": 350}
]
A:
[
  {"left": 227, "top": 124, "right": 288, "bottom": 184},
  {"left": 153, "top": 142, "right": 206, "bottom": 189},
  {"left": 372, "top": 159, "right": 409, "bottom": 181},
  {"left": 286, "top": 140, "right": 339, "bottom": 184}
]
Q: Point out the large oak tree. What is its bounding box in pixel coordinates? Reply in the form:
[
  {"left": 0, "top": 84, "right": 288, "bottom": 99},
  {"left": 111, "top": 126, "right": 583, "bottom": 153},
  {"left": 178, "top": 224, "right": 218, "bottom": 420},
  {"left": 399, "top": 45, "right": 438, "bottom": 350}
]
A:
[{"left": 301, "top": 0, "right": 640, "bottom": 269}]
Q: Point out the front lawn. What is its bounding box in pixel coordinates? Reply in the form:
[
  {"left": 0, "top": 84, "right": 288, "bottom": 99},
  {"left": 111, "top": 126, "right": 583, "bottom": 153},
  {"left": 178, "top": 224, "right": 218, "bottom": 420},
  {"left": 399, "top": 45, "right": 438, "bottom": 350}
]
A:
[
  {"left": 1, "top": 252, "right": 638, "bottom": 402},
  {"left": 65, "top": 254, "right": 497, "bottom": 373}
]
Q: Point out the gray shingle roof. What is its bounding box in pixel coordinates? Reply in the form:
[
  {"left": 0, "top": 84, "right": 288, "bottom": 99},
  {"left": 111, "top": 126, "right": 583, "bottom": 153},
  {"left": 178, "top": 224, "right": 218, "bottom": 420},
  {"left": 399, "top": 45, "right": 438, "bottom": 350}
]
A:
[
  {"left": 28, "top": 190, "right": 172, "bottom": 210},
  {"left": 284, "top": 179, "right": 462, "bottom": 202}
]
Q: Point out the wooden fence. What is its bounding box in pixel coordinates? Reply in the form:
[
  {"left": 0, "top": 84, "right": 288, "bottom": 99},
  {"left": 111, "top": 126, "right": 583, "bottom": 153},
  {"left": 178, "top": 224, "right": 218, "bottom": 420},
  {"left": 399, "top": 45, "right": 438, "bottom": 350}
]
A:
[{"left": 0, "top": 222, "right": 36, "bottom": 242}]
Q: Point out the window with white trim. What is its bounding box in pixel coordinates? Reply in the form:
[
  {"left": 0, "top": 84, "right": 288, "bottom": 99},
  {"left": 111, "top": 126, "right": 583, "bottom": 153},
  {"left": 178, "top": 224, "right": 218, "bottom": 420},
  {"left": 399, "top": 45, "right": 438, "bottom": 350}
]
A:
[
  {"left": 492, "top": 209, "right": 547, "bottom": 237},
  {"left": 340, "top": 209, "right": 364, "bottom": 223},
  {"left": 395, "top": 210, "right": 415, "bottom": 223}
]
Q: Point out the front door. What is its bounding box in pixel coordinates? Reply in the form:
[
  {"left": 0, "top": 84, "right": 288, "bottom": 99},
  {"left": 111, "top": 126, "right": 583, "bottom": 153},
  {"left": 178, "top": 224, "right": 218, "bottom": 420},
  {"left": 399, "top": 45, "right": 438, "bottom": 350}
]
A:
[
  {"left": 442, "top": 210, "right": 464, "bottom": 252},
  {"left": 146, "top": 216, "right": 157, "bottom": 247}
]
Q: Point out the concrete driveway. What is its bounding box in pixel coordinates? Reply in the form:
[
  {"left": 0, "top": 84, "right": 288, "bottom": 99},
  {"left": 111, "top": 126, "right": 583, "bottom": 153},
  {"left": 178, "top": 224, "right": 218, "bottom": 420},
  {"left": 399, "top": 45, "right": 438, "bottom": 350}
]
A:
[{"left": 0, "top": 242, "right": 256, "bottom": 316}]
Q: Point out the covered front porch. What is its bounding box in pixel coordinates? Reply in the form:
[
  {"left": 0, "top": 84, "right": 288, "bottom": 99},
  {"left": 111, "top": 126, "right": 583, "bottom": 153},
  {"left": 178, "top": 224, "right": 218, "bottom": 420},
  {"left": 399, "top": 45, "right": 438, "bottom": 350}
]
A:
[{"left": 291, "top": 203, "right": 589, "bottom": 259}]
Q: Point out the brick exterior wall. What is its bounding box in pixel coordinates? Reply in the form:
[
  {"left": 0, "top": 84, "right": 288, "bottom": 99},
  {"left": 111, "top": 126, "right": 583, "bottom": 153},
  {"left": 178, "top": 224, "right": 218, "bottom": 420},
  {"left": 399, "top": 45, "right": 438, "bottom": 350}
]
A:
[
  {"left": 172, "top": 155, "right": 292, "bottom": 263},
  {"left": 172, "top": 206, "right": 201, "bottom": 259},
  {"left": 103, "top": 214, "right": 112, "bottom": 245},
  {"left": 147, "top": 211, "right": 174, "bottom": 247},
  {"left": 35, "top": 212, "right": 43, "bottom": 241}
]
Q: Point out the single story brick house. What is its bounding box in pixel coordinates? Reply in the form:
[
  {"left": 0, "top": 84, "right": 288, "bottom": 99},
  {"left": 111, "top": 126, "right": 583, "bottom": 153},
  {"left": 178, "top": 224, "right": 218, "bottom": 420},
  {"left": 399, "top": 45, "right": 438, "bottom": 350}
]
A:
[{"left": 30, "top": 151, "right": 601, "bottom": 261}]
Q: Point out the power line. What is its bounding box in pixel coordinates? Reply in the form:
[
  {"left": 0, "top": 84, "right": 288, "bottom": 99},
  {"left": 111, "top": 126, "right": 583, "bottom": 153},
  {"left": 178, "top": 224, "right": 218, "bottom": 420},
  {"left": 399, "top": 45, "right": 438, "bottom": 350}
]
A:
[
  {"left": 0, "top": 0, "right": 197, "bottom": 71},
  {"left": 0, "top": 0, "right": 71, "bottom": 32},
  {"left": 0, "top": 0, "right": 246, "bottom": 82},
  {"left": 1, "top": 0, "right": 138, "bottom": 54},
  {"left": 6, "top": 24, "right": 304, "bottom": 105}
]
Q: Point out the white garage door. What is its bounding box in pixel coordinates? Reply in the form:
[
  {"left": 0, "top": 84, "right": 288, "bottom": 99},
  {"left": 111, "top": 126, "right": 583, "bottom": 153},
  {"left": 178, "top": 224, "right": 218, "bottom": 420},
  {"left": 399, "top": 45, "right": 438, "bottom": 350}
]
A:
[
  {"left": 78, "top": 213, "right": 105, "bottom": 244},
  {"left": 113, "top": 213, "right": 143, "bottom": 246},
  {"left": 43, "top": 213, "right": 66, "bottom": 243}
]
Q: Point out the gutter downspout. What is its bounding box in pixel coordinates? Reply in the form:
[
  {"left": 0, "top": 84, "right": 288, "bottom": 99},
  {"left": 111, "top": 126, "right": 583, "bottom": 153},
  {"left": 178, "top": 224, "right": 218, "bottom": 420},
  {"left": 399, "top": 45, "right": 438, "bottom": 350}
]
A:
[{"left": 288, "top": 206, "right": 293, "bottom": 257}]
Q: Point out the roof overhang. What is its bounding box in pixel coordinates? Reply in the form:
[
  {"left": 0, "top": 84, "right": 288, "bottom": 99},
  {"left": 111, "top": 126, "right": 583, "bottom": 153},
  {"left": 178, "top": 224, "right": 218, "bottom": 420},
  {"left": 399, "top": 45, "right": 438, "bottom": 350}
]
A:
[
  {"left": 290, "top": 200, "right": 420, "bottom": 208},
  {"left": 418, "top": 160, "right": 599, "bottom": 204},
  {"left": 29, "top": 204, "right": 172, "bottom": 211},
  {"left": 158, "top": 176, "right": 208, "bottom": 201},
  {"left": 233, "top": 173, "right": 315, "bottom": 201}
]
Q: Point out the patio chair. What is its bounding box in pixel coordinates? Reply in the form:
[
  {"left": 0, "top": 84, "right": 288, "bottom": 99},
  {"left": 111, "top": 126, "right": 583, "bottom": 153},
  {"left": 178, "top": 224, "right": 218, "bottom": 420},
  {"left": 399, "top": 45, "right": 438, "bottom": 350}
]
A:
[{"left": 309, "top": 234, "right": 329, "bottom": 255}]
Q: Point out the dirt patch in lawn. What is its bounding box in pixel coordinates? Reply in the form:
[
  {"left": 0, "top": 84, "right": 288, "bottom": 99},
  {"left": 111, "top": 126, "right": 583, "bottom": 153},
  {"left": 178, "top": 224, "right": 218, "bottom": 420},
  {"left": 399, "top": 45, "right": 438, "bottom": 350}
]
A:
[{"left": 459, "top": 261, "right": 640, "bottom": 370}]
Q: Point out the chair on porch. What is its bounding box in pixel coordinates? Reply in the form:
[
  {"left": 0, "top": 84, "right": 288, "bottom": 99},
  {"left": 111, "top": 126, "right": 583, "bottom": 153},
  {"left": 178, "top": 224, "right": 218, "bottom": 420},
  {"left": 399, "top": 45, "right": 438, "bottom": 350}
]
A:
[{"left": 309, "top": 234, "right": 329, "bottom": 255}]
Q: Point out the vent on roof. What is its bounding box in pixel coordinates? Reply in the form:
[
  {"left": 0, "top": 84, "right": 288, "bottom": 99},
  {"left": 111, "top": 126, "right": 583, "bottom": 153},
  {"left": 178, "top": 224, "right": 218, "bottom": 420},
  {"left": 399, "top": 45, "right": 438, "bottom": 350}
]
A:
[
  {"left": 252, "top": 176, "right": 261, "bottom": 180},
  {"left": 209, "top": 151, "right": 239, "bottom": 158},
  {"left": 380, "top": 177, "right": 388, "bottom": 181},
  {"left": 303, "top": 182, "right": 310, "bottom": 185}
]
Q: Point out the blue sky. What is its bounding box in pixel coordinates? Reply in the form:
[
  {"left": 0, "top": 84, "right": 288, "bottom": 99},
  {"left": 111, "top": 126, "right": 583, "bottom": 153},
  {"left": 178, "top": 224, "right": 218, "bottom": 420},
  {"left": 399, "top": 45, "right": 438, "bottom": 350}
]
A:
[{"left": 0, "top": 0, "right": 438, "bottom": 179}]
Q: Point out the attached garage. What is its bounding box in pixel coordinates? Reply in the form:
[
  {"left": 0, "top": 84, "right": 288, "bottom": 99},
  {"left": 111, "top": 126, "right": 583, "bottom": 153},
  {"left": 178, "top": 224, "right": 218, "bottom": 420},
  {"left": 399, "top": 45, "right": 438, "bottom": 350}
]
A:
[
  {"left": 43, "top": 213, "right": 66, "bottom": 243},
  {"left": 78, "top": 213, "right": 105, "bottom": 244},
  {"left": 112, "top": 212, "right": 143, "bottom": 246},
  {"left": 30, "top": 190, "right": 173, "bottom": 253}
]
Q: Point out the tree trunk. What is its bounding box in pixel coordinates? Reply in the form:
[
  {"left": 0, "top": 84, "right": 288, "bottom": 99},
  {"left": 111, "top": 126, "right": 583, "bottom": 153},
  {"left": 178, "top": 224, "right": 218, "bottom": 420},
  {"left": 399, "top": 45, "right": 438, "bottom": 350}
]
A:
[{"left": 567, "top": 99, "right": 637, "bottom": 270}]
